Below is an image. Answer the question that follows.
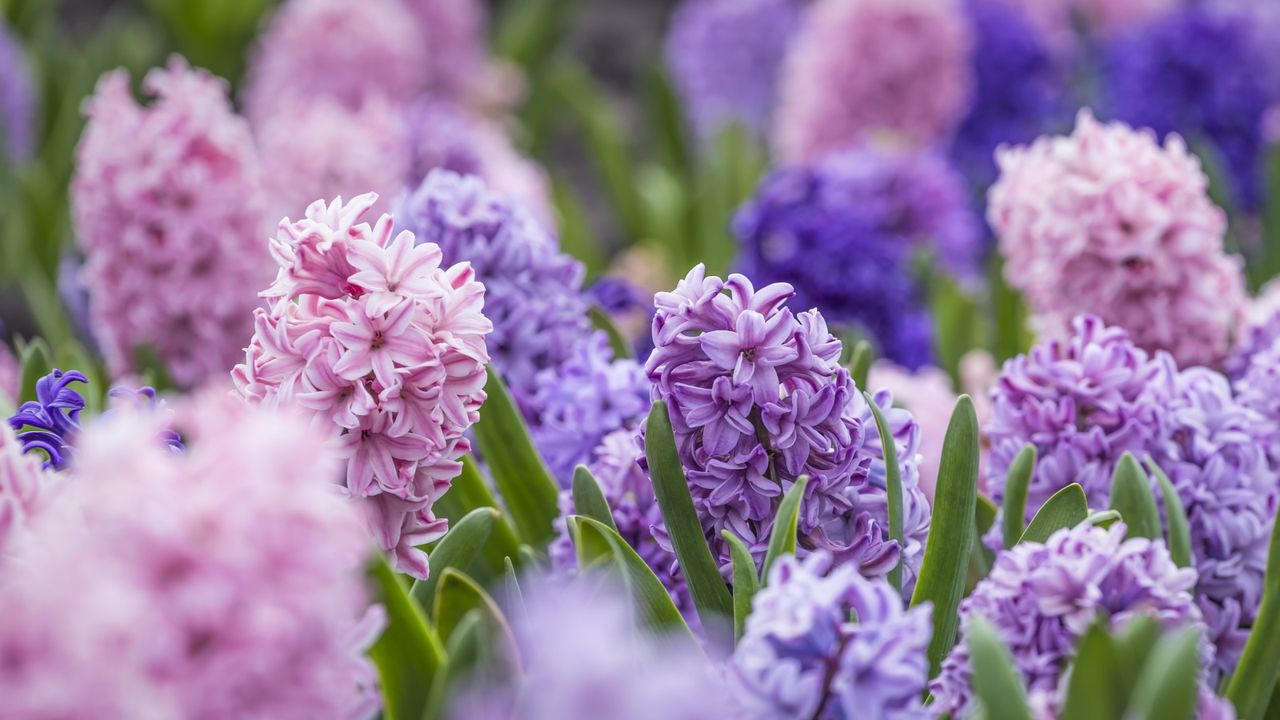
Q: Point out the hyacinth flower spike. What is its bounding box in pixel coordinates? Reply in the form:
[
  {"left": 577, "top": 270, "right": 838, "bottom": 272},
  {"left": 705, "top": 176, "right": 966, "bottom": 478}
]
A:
[{"left": 8, "top": 369, "right": 88, "bottom": 470}]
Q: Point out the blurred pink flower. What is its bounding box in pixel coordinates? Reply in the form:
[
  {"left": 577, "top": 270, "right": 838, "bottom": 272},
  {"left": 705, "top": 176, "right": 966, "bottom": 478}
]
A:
[
  {"left": 0, "top": 343, "right": 16, "bottom": 407},
  {"left": 234, "top": 193, "right": 491, "bottom": 578},
  {"left": 0, "top": 423, "right": 52, "bottom": 559},
  {"left": 868, "top": 361, "right": 954, "bottom": 502},
  {"left": 72, "top": 57, "right": 270, "bottom": 388},
  {"left": 0, "top": 395, "right": 381, "bottom": 719},
  {"left": 990, "top": 110, "right": 1246, "bottom": 368},
  {"left": 401, "top": 0, "right": 488, "bottom": 98},
  {"left": 774, "top": 0, "right": 973, "bottom": 163}
]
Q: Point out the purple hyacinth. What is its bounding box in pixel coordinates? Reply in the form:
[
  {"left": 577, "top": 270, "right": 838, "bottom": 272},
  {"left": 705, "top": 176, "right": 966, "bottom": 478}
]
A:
[
  {"left": 8, "top": 370, "right": 88, "bottom": 470},
  {"left": 0, "top": 22, "right": 33, "bottom": 163},
  {"left": 643, "top": 265, "right": 929, "bottom": 584},
  {"left": 730, "top": 552, "right": 932, "bottom": 720},
  {"left": 949, "top": 0, "right": 1069, "bottom": 194},
  {"left": 734, "top": 146, "right": 982, "bottom": 368},
  {"left": 1104, "top": 6, "right": 1273, "bottom": 210},
  {"left": 394, "top": 170, "right": 591, "bottom": 415},
  {"left": 931, "top": 523, "right": 1214, "bottom": 718},
  {"left": 985, "top": 314, "right": 1278, "bottom": 675},
  {"left": 531, "top": 333, "right": 650, "bottom": 484},
  {"left": 663, "top": 0, "right": 800, "bottom": 140}
]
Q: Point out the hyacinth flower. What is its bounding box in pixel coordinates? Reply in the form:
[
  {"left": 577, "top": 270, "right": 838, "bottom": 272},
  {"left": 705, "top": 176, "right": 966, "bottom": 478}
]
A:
[
  {"left": 0, "top": 20, "right": 34, "bottom": 163},
  {"left": 990, "top": 110, "right": 1248, "bottom": 368},
  {"left": 1001, "top": 0, "right": 1177, "bottom": 56},
  {"left": 0, "top": 395, "right": 382, "bottom": 718},
  {"left": 0, "top": 422, "right": 52, "bottom": 557},
  {"left": 395, "top": 170, "right": 591, "bottom": 419},
  {"left": 984, "top": 314, "right": 1278, "bottom": 674},
  {"left": 730, "top": 552, "right": 933, "bottom": 719},
  {"left": 931, "top": 523, "right": 1231, "bottom": 718},
  {"left": 7, "top": 369, "right": 87, "bottom": 470},
  {"left": 663, "top": 0, "right": 800, "bottom": 140},
  {"left": 773, "top": 0, "right": 974, "bottom": 163},
  {"left": 734, "top": 146, "right": 983, "bottom": 368},
  {"left": 643, "top": 264, "right": 930, "bottom": 585},
  {"left": 234, "top": 193, "right": 491, "bottom": 579},
  {"left": 71, "top": 57, "right": 271, "bottom": 388}
]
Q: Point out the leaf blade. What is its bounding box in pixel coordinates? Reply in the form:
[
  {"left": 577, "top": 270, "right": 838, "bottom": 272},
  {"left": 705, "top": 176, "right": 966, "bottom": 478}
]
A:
[
  {"left": 1002, "top": 444, "right": 1037, "bottom": 548},
  {"left": 1019, "top": 483, "right": 1088, "bottom": 544},
  {"left": 367, "top": 555, "right": 446, "bottom": 720},
  {"left": 410, "top": 508, "right": 499, "bottom": 616},
  {"left": 572, "top": 465, "right": 619, "bottom": 534},
  {"left": 762, "top": 475, "right": 808, "bottom": 584},
  {"left": 968, "top": 617, "right": 1034, "bottom": 720},
  {"left": 1146, "top": 458, "right": 1193, "bottom": 568},
  {"left": 865, "top": 393, "right": 905, "bottom": 592},
  {"left": 722, "top": 529, "right": 760, "bottom": 642},
  {"left": 1109, "top": 453, "right": 1161, "bottom": 540}
]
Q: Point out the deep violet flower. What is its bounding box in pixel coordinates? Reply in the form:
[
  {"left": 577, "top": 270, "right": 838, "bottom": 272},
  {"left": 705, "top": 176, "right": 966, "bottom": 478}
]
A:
[{"left": 7, "top": 369, "right": 87, "bottom": 470}]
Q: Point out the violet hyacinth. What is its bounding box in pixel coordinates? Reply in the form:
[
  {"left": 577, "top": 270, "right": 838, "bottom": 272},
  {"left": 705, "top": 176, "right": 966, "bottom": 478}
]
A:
[
  {"left": 0, "top": 422, "right": 52, "bottom": 558},
  {"left": 233, "top": 193, "right": 491, "bottom": 579},
  {"left": 931, "top": 523, "right": 1218, "bottom": 718},
  {"left": 394, "top": 170, "right": 590, "bottom": 416},
  {"left": 0, "top": 396, "right": 382, "bottom": 719},
  {"left": 731, "top": 552, "right": 932, "bottom": 719},
  {"left": 7, "top": 369, "right": 87, "bottom": 470},
  {"left": 0, "top": 21, "right": 34, "bottom": 163},
  {"left": 72, "top": 58, "right": 271, "bottom": 388},
  {"left": 984, "top": 314, "right": 1278, "bottom": 674},
  {"left": 990, "top": 110, "right": 1247, "bottom": 368},
  {"left": 643, "top": 265, "right": 930, "bottom": 583},
  {"left": 1104, "top": 5, "right": 1273, "bottom": 210},
  {"left": 663, "top": 0, "right": 800, "bottom": 140}
]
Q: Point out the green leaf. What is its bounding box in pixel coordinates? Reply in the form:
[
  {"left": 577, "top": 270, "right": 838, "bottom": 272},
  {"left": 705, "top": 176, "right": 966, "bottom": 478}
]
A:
[
  {"left": 911, "top": 396, "right": 980, "bottom": 678},
  {"left": 368, "top": 555, "right": 445, "bottom": 720},
  {"left": 847, "top": 339, "right": 873, "bottom": 391},
  {"left": 1019, "top": 483, "right": 1088, "bottom": 544},
  {"left": 1145, "top": 459, "right": 1193, "bottom": 568},
  {"left": 432, "top": 569, "right": 520, "bottom": 673},
  {"left": 572, "top": 465, "right": 620, "bottom": 534},
  {"left": 865, "top": 393, "right": 905, "bottom": 591},
  {"left": 433, "top": 455, "right": 523, "bottom": 583},
  {"left": 1229, "top": 513, "right": 1280, "bottom": 720},
  {"left": 1061, "top": 624, "right": 1123, "bottom": 720},
  {"left": 410, "top": 508, "right": 500, "bottom": 616},
  {"left": 472, "top": 367, "right": 562, "bottom": 549},
  {"left": 502, "top": 556, "right": 527, "bottom": 627},
  {"left": 552, "top": 176, "right": 606, "bottom": 275},
  {"left": 1002, "top": 445, "right": 1037, "bottom": 548},
  {"left": 569, "top": 516, "right": 694, "bottom": 639},
  {"left": 17, "top": 336, "right": 51, "bottom": 404},
  {"left": 722, "top": 529, "right": 759, "bottom": 642},
  {"left": 587, "top": 305, "right": 632, "bottom": 360},
  {"left": 422, "top": 610, "right": 486, "bottom": 720},
  {"left": 644, "top": 401, "right": 734, "bottom": 630},
  {"left": 1084, "top": 510, "right": 1122, "bottom": 528},
  {"left": 642, "top": 62, "right": 691, "bottom": 177},
  {"left": 1127, "top": 627, "right": 1201, "bottom": 720},
  {"left": 976, "top": 494, "right": 998, "bottom": 535},
  {"left": 1113, "top": 615, "right": 1160, "bottom": 701},
  {"left": 1109, "top": 453, "right": 1161, "bottom": 540},
  {"left": 762, "top": 476, "right": 809, "bottom": 584},
  {"left": 968, "top": 618, "right": 1034, "bottom": 720},
  {"left": 494, "top": 0, "right": 582, "bottom": 70}
]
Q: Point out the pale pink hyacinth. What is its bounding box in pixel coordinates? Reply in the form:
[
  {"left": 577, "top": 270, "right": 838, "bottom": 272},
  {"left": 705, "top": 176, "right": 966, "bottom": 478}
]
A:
[
  {"left": 990, "top": 110, "right": 1247, "bottom": 368},
  {"left": 234, "top": 193, "right": 491, "bottom": 579},
  {"left": 400, "top": 0, "right": 488, "bottom": 98},
  {"left": 243, "top": 0, "right": 425, "bottom": 123},
  {"left": 0, "top": 343, "right": 16, "bottom": 407},
  {"left": 257, "top": 95, "right": 409, "bottom": 222},
  {"left": 0, "top": 423, "right": 51, "bottom": 560},
  {"left": 72, "top": 57, "right": 271, "bottom": 388},
  {"left": 774, "top": 0, "right": 974, "bottom": 163},
  {"left": 0, "top": 396, "right": 382, "bottom": 719},
  {"left": 868, "top": 361, "right": 952, "bottom": 502}
]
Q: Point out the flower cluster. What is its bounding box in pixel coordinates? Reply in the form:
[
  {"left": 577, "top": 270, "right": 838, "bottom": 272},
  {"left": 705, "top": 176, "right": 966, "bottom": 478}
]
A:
[
  {"left": 731, "top": 552, "right": 932, "bottom": 719},
  {"left": 663, "top": 0, "right": 800, "bottom": 140},
  {"left": 989, "top": 110, "right": 1247, "bottom": 368},
  {"left": 0, "top": 422, "right": 51, "bottom": 558},
  {"left": 0, "top": 395, "right": 382, "bottom": 719},
  {"left": 0, "top": 20, "right": 33, "bottom": 163},
  {"left": 773, "top": 0, "right": 973, "bottom": 162},
  {"left": 7, "top": 369, "right": 87, "bottom": 470},
  {"left": 395, "top": 170, "right": 590, "bottom": 416},
  {"left": 398, "top": 0, "right": 487, "bottom": 98},
  {"left": 1005, "top": 0, "right": 1178, "bottom": 54},
  {"left": 72, "top": 58, "right": 271, "bottom": 388},
  {"left": 984, "top": 314, "right": 1278, "bottom": 673},
  {"left": 643, "top": 265, "right": 929, "bottom": 582},
  {"left": 1104, "top": 6, "right": 1272, "bottom": 210},
  {"left": 233, "top": 193, "right": 491, "bottom": 578},
  {"left": 931, "top": 523, "right": 1215, "bottom": 718}
]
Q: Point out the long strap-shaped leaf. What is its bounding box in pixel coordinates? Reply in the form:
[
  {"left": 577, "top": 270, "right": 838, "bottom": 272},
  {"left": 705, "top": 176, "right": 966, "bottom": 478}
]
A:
[
  {"left": 967, "top": 618, "right": 1034, "bottom": 720},
  {"left": 434, "top": 455, "right": 523, "bottom": 582},
  {"left": 1229, "top": 513, "right": 1280, "bottom": 720},
  {"left": 1109, "top": 453, "right": 1161, "bottom": 540},
  {"left": 911, "top": 395, "right": 979, "bottom": 678},
  {"left": 864, "top": 394, "right": 905, "bottom": 592},
  {"left": 1126, "top": 627, "right": 1201, "bottom": 720},
  {"left": 1002, "top": 445, "right": 1037, "bottom": 548},
  {"left": 722, "top": 529, "right": 759, "bottom": 642},
  {"left": 472, "top": 367, "right": 562, "bottom": 549},
  {"left": 367, "top": 556, "right": 446, "bottom": 720},
  {"left": 1145, "top": 458, "right": 1193, "bottom": 568},
  {"left": 572, "top": 465, "right": 619, "bottom": 533},
  {"left": 1060, "top": 624, "right": 1123, "bottom": 720},
  {"left": 644, "top": 402, "right": 734, "bottom": 631},
  {"left": 762, "top": 476, "right": 808, "bottom": 584},
  {"left": 410, "top": 508, "right": 499, "bottom": 616},
  {"left": 1019, "top": 483, "right": 1088, "bottom": 544}
]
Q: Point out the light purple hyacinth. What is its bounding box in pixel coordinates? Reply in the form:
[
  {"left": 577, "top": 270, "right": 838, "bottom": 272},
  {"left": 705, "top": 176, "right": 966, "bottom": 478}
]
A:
[
  {"left": 931, "top": 523, "right": 1215, "bottom": 718},
  {"left": 664, "top": 0, "right": 800, "bottom": 139},
  {"left": 530, "top": 332, "right": 650, "bottom": 484},
  {"left": 731, "top": 552, "right": 932, "bottom": 720},
  {"left": 394, "top": 170, "right": 591, "bottom": 417},
  {"left": 643, "top": 264, "right": 930, "bottom": 585},
  {"left": 452, "top": 574, "right": 733, "bottom": 719},
  {"left": 0, "top": 21, "right": 33, "bottom": 163},
  {"left": 984, "top": 314, "right": 1278, "bottom": 674}
]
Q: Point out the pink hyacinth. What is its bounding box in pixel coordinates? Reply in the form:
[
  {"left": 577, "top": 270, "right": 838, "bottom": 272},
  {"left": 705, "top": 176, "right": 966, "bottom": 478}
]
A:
[
  {"left": 0, "top": 343, "right": 16, "bottom": 407},
  {"left": 234, "top": 193, "right": 491, "bottom": 578},
  {"left": 72, "top": 57, "right": 271, "bottom": 388},
  {"left": 243, "top": 0, "right": 426, "bottom": 123},
  {"left": 0, "top": 423, "right": 51, "bottom": 559},
  {"left": 867, "top": 362, "right": 953, "bottom": 502},
  {"left": 257, "top": 95, "right": 409, "bottom": 222},
  {"left": 773, "top": 0, "right": 973, "bottom": 163},
  {"left": 990, "top": 110, "right": 1247, "bottom": 368},
  {"left": 400, "top": 0, "right": 488, "bottom": 98},
  {"left": 0, "top": 395, "right": 381, "bottom": 719}
]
